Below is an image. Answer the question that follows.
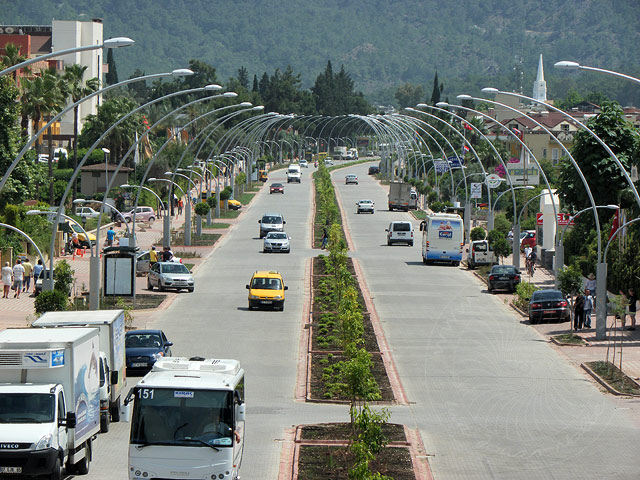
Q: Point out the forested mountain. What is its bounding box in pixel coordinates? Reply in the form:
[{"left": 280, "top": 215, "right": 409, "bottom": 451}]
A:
[{"left": 4, "top": 0, "right": 640, "bottom": 106}]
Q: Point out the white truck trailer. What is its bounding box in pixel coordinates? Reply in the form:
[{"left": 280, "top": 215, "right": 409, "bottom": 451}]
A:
[
  {"left": 388, "top": 181, "right": 413, "bottom": 211},
  {"left": 32, "top": 310, "right": 127, "bottom": 433},
  {"left": 125, "top": 357, "right": 245, "bottom": 480},
  {"left": 0, "top": 327, "right": 101, "bottom": 479},
  {"left": 333, "top": 146, "right": 347, "bottom": 159}
]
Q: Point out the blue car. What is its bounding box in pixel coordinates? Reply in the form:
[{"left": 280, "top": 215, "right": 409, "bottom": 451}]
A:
[{"left": 125, "top": 329, "right": 173, "bottom": 375}]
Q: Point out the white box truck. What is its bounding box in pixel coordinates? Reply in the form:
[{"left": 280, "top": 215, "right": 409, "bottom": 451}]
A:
[
  {"left": 32, "top": 310, "right": 127, "bottom": 433},
  {"left": 125, "top": 357, "right": 245, "bottom": 480},
  {"left": 388, "top": 181, "right": 412, "bottom": 211},
  {"left": 287, "top": 163, "right": 301, "bottom": 183},
  {"left": 0, "top": 327, "right": 101, "bottom": 479},
  {"left": 333, "top": 146, "right": 347, "bottom": 159}
]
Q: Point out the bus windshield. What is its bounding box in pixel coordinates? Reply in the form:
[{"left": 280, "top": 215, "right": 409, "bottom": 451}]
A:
[{"left": 130, "top": 388, "right": 234, "bottom": 447}]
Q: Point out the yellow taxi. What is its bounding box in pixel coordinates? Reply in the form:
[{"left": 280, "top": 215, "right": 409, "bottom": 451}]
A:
[
  {"left": 246, "top": 270, "right": 288, "bottom": 311},
  {"left": 66, "top": 221, "right": 96, "bottom": 248},
  {"left": 223, "top": 199, "right": 242, "bottom": 210}
]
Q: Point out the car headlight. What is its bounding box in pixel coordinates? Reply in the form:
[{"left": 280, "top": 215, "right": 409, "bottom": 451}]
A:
[
  {"left": 273, "top": 295, "right": 282, "bottom": 300},
  {"left": 248, "top": 294, "right": 259, "bottom": 299},
  {"left": 35, "top": 434, "right": 53, "bottom": 450},
  {"left": 153, "top": 352, "right": 165, "bottom": 360}
]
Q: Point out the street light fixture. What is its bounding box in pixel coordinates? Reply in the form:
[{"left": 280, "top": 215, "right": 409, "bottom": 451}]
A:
[
  {"left": 554, "top": 61, "right": 640, "bottom": 85},
  {"left": 73, "top": 198, "right": 131, "bottom": 236}
]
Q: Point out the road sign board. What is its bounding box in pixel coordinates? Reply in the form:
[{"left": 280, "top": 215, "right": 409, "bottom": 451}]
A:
[
  {"left": 486, "top": 174, "right": 502, "bottom": 188},
  {"left": 470, "top": 182, "right": 483, "bottom": 199},
  {"left": 536, "top": 213, "right": 574, "bottom": 226}
]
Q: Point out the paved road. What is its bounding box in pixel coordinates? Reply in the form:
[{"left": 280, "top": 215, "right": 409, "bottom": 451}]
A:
[
  {"left": 88, "top": 166, "right": 346, "bottom": 480},
  {"left": 334, "top": 163, "right": 640, "bottom": 480}
]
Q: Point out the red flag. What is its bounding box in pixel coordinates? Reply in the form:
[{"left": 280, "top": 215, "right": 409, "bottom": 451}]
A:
[
  {"left": 462, "top": 145, "right": 470, "bottom": 152},
  {"left": 609, "top": 209, "right": 619, "bottom": 240},
  {"left": 463, "top": 122, "right": 473, "bottom": 131}
]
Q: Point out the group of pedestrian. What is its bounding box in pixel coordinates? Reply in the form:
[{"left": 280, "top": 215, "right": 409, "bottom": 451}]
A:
[
  {"left": 573, "top": 288, "right": 594, "bottom": 330},
  {"left": 161, "top": 246, "right": 174, "bottom": 262},
  {"left": 620, "top": 287, "right": 638, "bottom": 331},
  {"left": 1, "top": 258, "right": 42, "bottom": 299}
]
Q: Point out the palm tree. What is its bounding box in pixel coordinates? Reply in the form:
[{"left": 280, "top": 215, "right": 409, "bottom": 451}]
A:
[
  {"left": 64, "top": 64, "right": 99, "bottom": 199},
  {"left": 1, "top": 42, "right": 29, "bottom": 138},
  {"left": 22, "top": 68, "right": 69, "bottom": 204}
]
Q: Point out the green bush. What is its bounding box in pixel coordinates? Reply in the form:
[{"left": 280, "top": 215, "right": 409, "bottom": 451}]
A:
[
  {"left": 194, "top": 201, "right": 210, "bottom": 217},
  {"left": 493, "top": 212, "right": 512, "bottom": 237},
  {"left": 514, "top": 282, "right": 539, "bottom": 309},
  {"left": 35, "top": 290, "right": 68, "bottom": 314},
  {"left": 54, "top": 260, "right": 74, "bottom": 294},
  {"left": 219, "top": 186, "right": 232, "bottom": 201},
  {"left": 470, "top": 226, "right": 486, "bottom": 241}
]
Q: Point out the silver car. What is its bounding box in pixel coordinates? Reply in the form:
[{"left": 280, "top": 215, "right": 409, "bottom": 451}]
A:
[
  {"left": 356, "top": 199, "right": 375, "bottom": 214},
  {"left": 263, "top": 231, "right": 291, "bottom": 253},
  {"left": 147, "top": 262, "right": 194, "bottom": 292}
]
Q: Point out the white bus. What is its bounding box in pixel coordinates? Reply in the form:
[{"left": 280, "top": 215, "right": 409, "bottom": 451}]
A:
[
  {"left": 420, "top": 213, "right": 464, "bottom": 265},
  {"left": 125, "top": 357, "right": 245, "bottom": 480}
]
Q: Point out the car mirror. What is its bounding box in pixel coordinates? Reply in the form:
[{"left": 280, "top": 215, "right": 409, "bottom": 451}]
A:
[
  {"left": 236, "top": 403, "right": 246, "bottom": 422},
  {"left": 466, "top": 248, "right": 469, "bottom": 253},
  {"left": 283, "top": 220, "right": 286, "bottom": 224},
  {"left": 110, "top": 370, "right": 119, "bottom": 385},
  {"left": 385, "top": 229, "right": 388, "bottom": 232},
  {"left": 60, "top": 412, "right": 76, "bottom": 429},
  {"left": 284, "top": 286, "right": 288, "bottom": 290},
  {"left": 258, "top": 220, "right": 261, "bottom": 223},
  {"left": 245, "top": 284, "right": 250, "bottom": 289},
  {"left": 119, "top": 402, "right": 131, "bottom": 423},
  {"left": 165, "top": 341, "right": 173, "bottom": 347}
]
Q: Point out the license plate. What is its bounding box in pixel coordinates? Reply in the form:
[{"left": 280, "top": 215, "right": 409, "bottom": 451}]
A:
[
  {"left": 0, "top": 467, "right": 22, "bottom": 474},
  {"left": 544, "top": 310, "right": 555, "bottom": 314},
  {"left": 397, "top": 233, "right": 405, "bottom": 236},
  {"left": 260, "top": 300, "right": 272, "bottom": 304},
  {"left": 498, "top": 276, "right": 508, "bottom": 280},
  {"left": 131, "top": 362, "right": 147, "bottom": 368}
]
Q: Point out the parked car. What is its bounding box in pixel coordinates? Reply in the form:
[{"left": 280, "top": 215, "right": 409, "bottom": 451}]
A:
[
  {"left": 356, "top": 199, "right": 375, "bottom": 214},
  {"left": 386, "top": 221, "right": 414, "bottom": 246},
  {"left": 246, "top": 270, "right": 288, "bottom": 311},
  {"left": 528, "top": 289, "right": 570, "bottom": 324},
  {"left": 324, "top": 158, "right": 334, "bottom": 166},
  {"left": 125, "top": 329, "right": 173, "bottom": 374},
  {"left": 136, "top": 250, "right": 182, "bottom": 274},
  {"left": 519, "top": 230, "right": 537, "bottom": 252},
  {"left": 488, "top": 265, "right": 521, "bottom": 293},
  {"left": 467, "top": 240, "right": 497, "bottom": 269},
  {"left": 345, "top": 174, "right": 358, "bottom": 185},
  {"left": 122, "top": 206, "right": 155, "bottom": 223},
  {"left": 66, "top": 221, "right": 96, "bottom": 248},
  {"left": 75, "top": 206, "right": 100, "bottom": 219},
  {"left": 147, "top": 261, "right": 194, "bottom": 292},
  {"left": 263, "top": 231, "right": 291, "bottom": 253},
  {"left": 368, "top": 165, "right": 380, "bottom": 175},
  {"left": 270, "top": 182, "right": 285, "bottom": 194},
  {"left": 223, "top": 199, "right": 242, "bottom": 210},
  {"left": 258, "top": 213, "right": 286, "bottom": 238}
]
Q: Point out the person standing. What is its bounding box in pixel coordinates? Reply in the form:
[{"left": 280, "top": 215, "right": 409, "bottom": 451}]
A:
[
  {"left": 1, "top": 262, "right": 12, "bottom": 298},
  {"left": 321, "top": 227, "right": 328, "bottom": 249},
  {"left": 12, "top": 260, "right": 25, "bottom": 299},
  {"left": 32, "top": 259, "right": 44, "bottom": 293},
  {"left": 585, "top": 273, "right": 596, "bottom": 297},
  {"left": 583, "top": 289, "right": 593, "bottom": 329},
  {"left": 573, "top": 292, "right": 585, "bottom": 330},
  {"left": 620, "top": 288, "right": 637, "bottom": 331},
  {"left": 178, "top": 199, "right": 183, "bottom": 216},
  {"left": 21, "top": 258, "right": 33, "bottom": 293},
  {"left": 150, "top": 246, "right": 158, "bottom": 267},
  {"left": 106, "top": 227, "right": 116, "bottom": 247}
]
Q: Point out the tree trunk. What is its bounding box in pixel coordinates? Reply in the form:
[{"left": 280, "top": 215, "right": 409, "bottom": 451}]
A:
[
  {"left": 72, "top": 105, "right": 79, "bottom": 201},
  {"left": 48, "top": 121, "right": 54, "bottom": 205}
]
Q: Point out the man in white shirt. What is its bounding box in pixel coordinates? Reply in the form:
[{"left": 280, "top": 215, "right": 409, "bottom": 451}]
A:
[
  {"left": 523, "top": 245, "right": 532, "bottom": 259},
  {"left": 12, "top": 260, "right": 25, "bottom": 299}
]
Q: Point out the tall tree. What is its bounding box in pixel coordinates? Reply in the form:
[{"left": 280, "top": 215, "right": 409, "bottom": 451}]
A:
[
  {"left": 252, "top": 74, "right": 259, "bottom": 93},
  {"left": 258, "top": 72, "right": 270, "bottom": 99},
  {"left": 1, "top": 42, "right": 29, "bottom": 138},
  {"left": 395, "top": 82, "right": 424, "bottom": 109},
  {"left": 430, "top": 71, "right": 442, "bottom": 105},
  {"left": 237, "top": 66, "right": 249, "bottom": 89},
  {"left": 105, "top": 48, "right": 118, "bottom": 85}
]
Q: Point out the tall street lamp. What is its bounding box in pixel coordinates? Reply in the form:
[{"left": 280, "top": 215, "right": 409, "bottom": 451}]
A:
[
  {"left": 148, "top": 178, "right": 186, "bottom": 247},
  {"left": 73, "top": 198, "right": 131, "bottom": 237},
  {"left": 554, "top": 61, "right": 640, "bottom": 85},
  {"left": 119, "top": 184, "right": 167, "bottom": 244}
]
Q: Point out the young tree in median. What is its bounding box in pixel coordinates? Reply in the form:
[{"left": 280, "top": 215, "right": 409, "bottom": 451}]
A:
[{"left": 558, "top": 265, "right": 584, "bottom": 332}]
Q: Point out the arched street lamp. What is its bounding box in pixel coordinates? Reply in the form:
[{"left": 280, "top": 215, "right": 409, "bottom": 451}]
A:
[
  {"left": 0, "top": 224, "right": 47, "bottom": 287},
  {"left": 554, "top": 61, "right": 640, "bottom": 85},
  {"left": 73, "top": 198, "right": 131, "bottom": 237}
]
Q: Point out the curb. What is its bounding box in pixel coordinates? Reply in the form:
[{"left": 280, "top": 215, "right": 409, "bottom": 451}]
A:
[{"left": 581, "top": 362, "right": 640, "bottom": 397}]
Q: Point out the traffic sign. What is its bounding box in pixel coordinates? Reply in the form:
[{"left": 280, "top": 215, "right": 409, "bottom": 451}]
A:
[
  {"left": 536, "top": 213, "right": 574, "bottom": 226},
  {"left": 470, "top": 182, "right": 483, "bottom": 199},
  {"left": 486, "top": 174, "right": 502, "bottom": 189}
]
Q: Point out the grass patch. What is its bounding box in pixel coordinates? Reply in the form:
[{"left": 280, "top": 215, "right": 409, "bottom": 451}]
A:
[
  {"left": 218, "top": 209, "right": 241, "bottom": 219},
  {"left": 236, "top": 192, "right": 256, "bottom": 205},
  {"left": 553, "top": 333, "right": 586, "bottom": 345},
  {"left": 587, "top": 361, "right": 640, "bottom": 395},
  {"left": 72, "top": 294, "right": 167, "bottom": 311},
  {"left": 183, "top": 263, "right": 195, "bottom": 271},
  {"left": 172, "top": 231, "right": 221, "bottom": 246},
  {"left": 204, "top": 222, "right": 231, "bottom": 229},
  {"left": 411, "top": 209, "right": 427, "bottom": 220}
]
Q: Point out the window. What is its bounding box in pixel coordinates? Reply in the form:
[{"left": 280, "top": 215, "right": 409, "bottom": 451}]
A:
[
  {"left": 561, "top": 124, "right": 569, "bottom": 132},
  {"left": 58, "top": 392, "right": 66, "bottom": 420},
  {"left": 542, "top": 148, "right": 547, "bottom": 159},
  {"left": 551, "top": 148, "right": 560, "bottom": 165}
]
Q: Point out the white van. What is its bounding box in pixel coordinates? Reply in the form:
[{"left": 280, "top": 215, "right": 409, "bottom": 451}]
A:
[
  {"left": 420, "top": 213, "right": 464, "bottom": 265},
  {"left": 287, "top": 164, "right": 301, "bottom": 183},
  {"left": 386, "top": 221, "right": 414, "bottom": 246},
  {"left": 467, "top": 239, "right": 496, "bottom": 269}
]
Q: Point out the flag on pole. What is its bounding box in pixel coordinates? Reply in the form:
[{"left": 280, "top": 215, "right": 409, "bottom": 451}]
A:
[
  {"left": 461, "top": 145, "right": 470, "bottom": 155},
  {"left": 609, "top": 209, "right": 619, "bottom": 240},
  {"left": 463, "top": 122, "right": 473, "bottom": 131}
]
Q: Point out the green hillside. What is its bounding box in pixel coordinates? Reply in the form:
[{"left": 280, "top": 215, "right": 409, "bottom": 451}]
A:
[{"left": 5, "top": 0, "right": 640, "bottom": 106}]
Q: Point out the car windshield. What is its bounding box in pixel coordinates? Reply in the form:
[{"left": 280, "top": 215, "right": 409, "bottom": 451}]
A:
[
  {"left": 532, "top": 291, "right": 563, "bottom": 301},
  {"left": 474, "top": 243, "right": 487, "bottom": 252},
  {"left": 393, "top": 223, "right": 411, "bottom": 232},
  {"left": 267, "top": 233, "right": 287, "bottom": 239},
  {"left": 130, "top": 389, "right": 234, "bottom": 447},
  {"left": 262, "top": 216, "right": 282, "bottom": 224},
  {"left": 251, "top": 277, "right": 282, "bottom": 290},
  {"left": 126, "top": 333, "right": 163, "bottom": 348},
  {"left": 0, "top": 394, "right": 55, "bottom": 424},
  {"left": 359, "top": 200, "right": 372, "bottom": 205},
  {"left": 271, "top": 183, "right": 282, "bottom": 187},
  {"left": 160, "top": 264, "right": 190, "bottom": 274},
  {"left": 70, "top": 224, "right": 82, "bottom": 233},
  {"left": 492, "top": 266, "right": 517, "bottom": 274}
]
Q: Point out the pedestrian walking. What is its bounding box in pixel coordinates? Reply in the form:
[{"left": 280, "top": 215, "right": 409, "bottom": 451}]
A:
[
  {"left": 620, "top": 288, "right": 637, "bottom": 331},
  {"left": 12, "top": 260, "right": 25, "bottom": 299},
  {"left": 583, "top": 289, "right": 593, "bottom": 328},
  {"left": 573, "top": 292, "right": 585, "bottom": 330},
  {"left": 32, "top": 259, "right": 44, "bottom": 293},
  {"left": 21, "top": 258, "right": 33, "bottom": 293},
  {"left": 1, "top": 262, "right": 12, "bottom": 298},
  {"left": 106, "top": 227, "right": 116, "bottom": 247},
  {"left": 178, "top": 199, "right": 184, "bottom": 216},
  {"left": 321, "top": 227, "right": 328, "bottom": 249},
  {"left": 150, "top": 246, "right": 158, "bottom": 266}
]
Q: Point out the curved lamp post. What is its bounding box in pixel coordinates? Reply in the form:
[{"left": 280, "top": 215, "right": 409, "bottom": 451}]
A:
[
  {"left": 0, "top": 224, "right": 47, "bottom": 287},
  {"left": 554, "top": 61, "right": 640, "bottom": 85},
  {"left": 73, "top": 198, "right": 131, "bottom": 237},
  {"left": 119, "top": 184, "right": 166, "bottom": 242}
]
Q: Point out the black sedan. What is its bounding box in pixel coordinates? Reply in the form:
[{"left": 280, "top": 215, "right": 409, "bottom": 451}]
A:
[
  {"left": 125, "top": 329, "right": 173, "bottom": 375},
  {"left": 488, "top": 265, "right": 520, "bottom": 293},
  {"left": 368, "top": 165, "right": 380, "bottom": 175},
  {"left": 528, "top": 289, "right": 570, "bottom": 324}
]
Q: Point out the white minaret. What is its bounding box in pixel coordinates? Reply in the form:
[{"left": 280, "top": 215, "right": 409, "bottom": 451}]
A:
[{"left": 532, "top": 54, "right": 547, "bottom": 102}]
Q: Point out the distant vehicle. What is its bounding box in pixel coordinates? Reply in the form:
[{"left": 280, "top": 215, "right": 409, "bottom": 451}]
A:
[
  {"left": 258, "top": 213, "right": 286, "bottom": 238},
  {"left": 528, "top": 289, "right": 570, "bottom": 324},
  {"left": 270, "top": 182, "right": 285, "bottom": 194},
  {"left": 37, "top": 153, "right": 49, "bottom": 163},
  {"left": 324, "top": 158, "right": 334, "bottom": 166},
  {"left": 53, "top": 147, "right": 68, "bottom": 162},
  {"left": 420, "top": 213, "right": 464, "bottom": 265},
  {"left": 467, "top": 239, "right": 497, "bottom": 269},
  {"left": 334, "top": 146, "right": 348, "bottom": 159},
  {"left": 224, "top": 199, "right": 242, "bottom": 210},
  {"left": 520, "top": 230, "right": 537, "bottom": 252},
  {"left": 388, "top": 181, "right": 412, "bottom": 211},
  {"left": 147, "top": 261, "right": 194, "bottom": 292},
  {"left": 286, "top": 164, "right": 301, "bottom": 183},
  {"left": 66, "top": 221, "right": 96, "bottom": 248},
  {"left": 246, "top": 270, "right": 288, "bottom": 310},
  {"left": 125, "top": 329, "right": 173, "bottom": 374},
  {"left": 259, "top": 169, "right": 268, "bottom": 182},
  {"left": 366, "top": 150, "right": 374, "bottom": 157},
  {"left": 386, "top": 221, "right": 414, "bottom": 246},
  {"left": 299, "top": 159, "right": 309, "bottom": 168},
  {"left": 122, "top": 206, "right": 155, "bottom": 223},
  {"left": 136, "top": 250, "right": 182, "bottom": 274},
  {"left": 263, "top": 231, "right": 291, "bottom": 253},
  {"left": 488, "top": 265, "right": 521, "bottom": 293},
  {"left": 409, "top": 189, "right": 418, "bottom": 210},
  {"left": 368, "top": 165, "right": 380, "bottom": 175},
  {"left": 356, "top": 199, "right": 375, "bottom": 214},
  {"left": 75, "top": 206, "right": 100, "bottom": 219},
  {"left": 345, "top": 174, "right": 358, "bottom": 185}
]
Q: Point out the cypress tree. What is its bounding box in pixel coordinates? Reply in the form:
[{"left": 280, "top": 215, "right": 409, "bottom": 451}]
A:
[
  {"left": 252, "top": 74, "right": 259, "bottom": 92},
  {"left": 430, "top": 71, "right": 440, "bottom": 105},
  {"left": 105, "top": 49, "right": 118, "bottom": 85}
]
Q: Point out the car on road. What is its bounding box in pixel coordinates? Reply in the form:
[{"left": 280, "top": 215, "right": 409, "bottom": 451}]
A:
[
  {"left": 66, "top": 221, "right": 96, "bottom": 248},
  {"left": 136, "top": 250, "right": 182, "bottom": 274},
  {"left": 122, "top": 206, "right": 155, "bottom": 223},
  {"left": 366, "top": 150, "right": 374, "bottom": 157},
  {"left": 259, "top": 213, "right": 286, "bottom": 238},
  {"left": 263, "top": 231, "right": 291, "bottom": 253},
  {"left": 345, "top": 174, "right": 358, "bottom": 185},
  {"left": 528, "top": 289, "right": 570, "bottom": 324},
  {"left": 246, "top": 270, "right": 288, "bottom": 311},
  {"left": 368, "top": 165, "right": 380, "bottom": 175},
  {"left": 386, "top": 221, "right": 414, "bottom": 246},
  {"left": 270, "top": 182, "right": 285, "bottom": 194},
  {"left": 356, "top": 200, "right": 375, "bottom": 214},
  {"left": 299, "top": 159, "right": 308, "bottom": 168},
  {"left": 125, "top": 329, "right": 173, "bottom": 374},
  {"left": 488, "top": 265, "right": 521, "bottom": 293},
  {"left": 147, "top": 261, "right": 194, "bottom": 292},
  {"left": 324, "top": 158, "right": 334, "bottom": 166}
]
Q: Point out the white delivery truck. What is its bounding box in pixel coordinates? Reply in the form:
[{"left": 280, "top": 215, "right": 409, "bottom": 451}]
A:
[
  {"left": 333, "top": 146, "right": 347, "bottom": 159},
  {"left": 32, "top": 310, "right": 127, "bottom": 433},
  {"left": 287, "top": 163, "right": 301, "bottom": 183},
  {"left": 125, "top": 357, "right": 245, "bottom": 480},
  {"left": 0, "top": 327, "right": 101, "bottom": 479},
  {"left": 388, "top": 181, "right": 412, "bottom": 211},
  {"left": 420, "top": 213, "right": 464, "bottom": 266}
]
